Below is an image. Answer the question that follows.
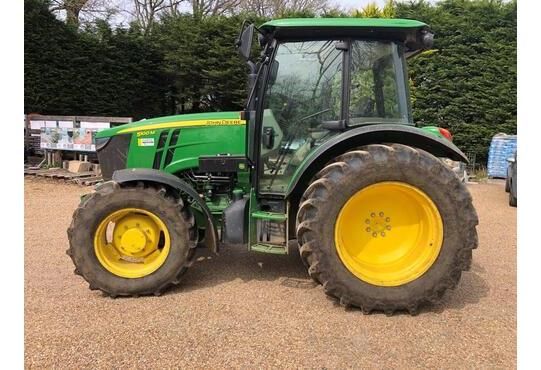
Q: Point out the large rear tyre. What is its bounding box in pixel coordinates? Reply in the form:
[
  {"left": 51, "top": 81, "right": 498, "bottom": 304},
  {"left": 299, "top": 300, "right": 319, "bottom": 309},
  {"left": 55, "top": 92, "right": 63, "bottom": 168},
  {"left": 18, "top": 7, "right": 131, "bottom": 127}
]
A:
[
  {"left": 296, "top": 144, "right": 479, "bottom": 314},
  {"left": 67, "top": 182, "right": 197, "bottom": 297}
]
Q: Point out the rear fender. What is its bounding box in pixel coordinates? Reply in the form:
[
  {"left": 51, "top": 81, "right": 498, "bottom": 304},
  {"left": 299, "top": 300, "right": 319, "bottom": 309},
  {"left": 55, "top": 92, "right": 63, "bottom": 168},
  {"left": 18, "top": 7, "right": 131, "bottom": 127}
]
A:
[
  {"left": 286, "top": 124, "right": 467, "bottom": 199},
  {"left": 111, "top": 168, "right": 219, "bottom": 253}
]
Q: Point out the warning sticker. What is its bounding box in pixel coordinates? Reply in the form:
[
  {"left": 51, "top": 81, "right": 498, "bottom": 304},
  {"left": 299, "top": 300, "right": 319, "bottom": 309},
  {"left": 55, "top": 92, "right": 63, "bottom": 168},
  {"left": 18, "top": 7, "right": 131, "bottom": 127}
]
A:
[{"left": 137, "top": 138, "right": 155, "bottom": 147}]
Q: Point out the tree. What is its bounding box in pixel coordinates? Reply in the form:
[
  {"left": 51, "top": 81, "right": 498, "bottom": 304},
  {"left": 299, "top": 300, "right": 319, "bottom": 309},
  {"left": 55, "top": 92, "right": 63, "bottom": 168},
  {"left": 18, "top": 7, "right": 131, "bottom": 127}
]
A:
[
  {"left": 132, "top": 0, "right": 186, "bottom": 34},
  {"left": 151, "top": 14, "right": 249, "bottom": 113},
  {"left": 396, "top": 0, "right": 517, "bottom": 163},
  {"left": 49, "top": 0, "right": 119, "bottom": 27},
  {"left": 351, "top": 0, "right": 395, "bottom": 18},
  {"left": 191, "top": 0, "right": 241, "bottom": 18},
  {"left": 240, "top": 0, "right": 331, "bottom": 17},
  {"left": 25, "top": 0, "right": 168, "bottom": 118}
]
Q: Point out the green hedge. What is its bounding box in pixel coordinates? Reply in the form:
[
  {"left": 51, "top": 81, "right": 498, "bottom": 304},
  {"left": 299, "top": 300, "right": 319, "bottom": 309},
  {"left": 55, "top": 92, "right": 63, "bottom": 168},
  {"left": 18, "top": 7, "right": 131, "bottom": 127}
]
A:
[{"left": 24, "top": 0, "right": 516, "bottom": 163}]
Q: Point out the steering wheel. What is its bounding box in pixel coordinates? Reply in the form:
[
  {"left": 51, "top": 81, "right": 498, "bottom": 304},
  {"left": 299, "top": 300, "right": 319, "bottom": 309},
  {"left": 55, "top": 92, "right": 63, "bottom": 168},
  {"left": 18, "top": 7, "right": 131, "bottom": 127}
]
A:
[
  {"left": 353, "top": 97, "right": 376, "bottom": 117},
  {"left": 299, "top": 108, "right": 331, "bottom": 123}
]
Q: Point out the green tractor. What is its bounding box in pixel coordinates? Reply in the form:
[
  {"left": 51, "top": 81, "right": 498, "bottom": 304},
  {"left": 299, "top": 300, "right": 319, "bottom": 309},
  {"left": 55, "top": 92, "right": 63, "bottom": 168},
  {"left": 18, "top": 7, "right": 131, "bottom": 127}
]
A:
[{"left": 67, "top": 18, "right": 478, "bottom": 314}]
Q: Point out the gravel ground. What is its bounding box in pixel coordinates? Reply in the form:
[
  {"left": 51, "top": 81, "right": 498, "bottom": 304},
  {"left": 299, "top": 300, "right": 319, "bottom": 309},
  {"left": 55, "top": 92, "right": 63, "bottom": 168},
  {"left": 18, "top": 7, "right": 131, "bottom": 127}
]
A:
[{"left": 24, "top": 177, "right": 516, "bottom": 369}]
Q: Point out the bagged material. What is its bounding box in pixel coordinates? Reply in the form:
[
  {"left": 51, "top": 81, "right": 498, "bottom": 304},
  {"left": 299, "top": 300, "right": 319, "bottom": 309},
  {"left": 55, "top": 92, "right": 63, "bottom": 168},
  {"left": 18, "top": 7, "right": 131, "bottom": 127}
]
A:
[{"left": 487, "top": 134, "right": 517, "bottom": 178}]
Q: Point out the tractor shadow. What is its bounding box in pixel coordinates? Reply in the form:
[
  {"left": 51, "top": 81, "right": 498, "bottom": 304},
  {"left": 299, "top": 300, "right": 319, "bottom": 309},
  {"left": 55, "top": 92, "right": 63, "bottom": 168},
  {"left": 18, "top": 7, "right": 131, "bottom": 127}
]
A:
[
  {"left": 426, "top": 262, "right": 491, "bottom": 314},
  {"left": 322, "top": 261, "right": 489, "bottom": 316},
  {"left": 172, "top": 243, "right": 315, "bottom": 292},
  {"left": 168, "top": 246, "right": 490, "bottom": 315}
]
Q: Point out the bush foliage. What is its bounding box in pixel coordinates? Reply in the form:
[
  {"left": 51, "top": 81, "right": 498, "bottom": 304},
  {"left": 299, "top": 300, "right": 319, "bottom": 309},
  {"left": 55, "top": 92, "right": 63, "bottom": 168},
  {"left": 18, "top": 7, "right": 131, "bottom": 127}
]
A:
[{"left": 24, "top": 0, "right": 516, "bottom": 162}]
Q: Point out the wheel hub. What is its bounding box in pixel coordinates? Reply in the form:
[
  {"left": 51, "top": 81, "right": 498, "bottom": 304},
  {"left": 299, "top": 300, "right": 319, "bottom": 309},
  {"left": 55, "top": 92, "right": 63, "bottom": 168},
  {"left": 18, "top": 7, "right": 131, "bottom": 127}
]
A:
[
  {"left": 365, "top": 212, "right": 391, "bottom": 238},
  {"left": 120, "top": 228, "right": 147, "bottom": 254},
  {"left": 94, "top": 208, "right": 170, "bottom": 278}
]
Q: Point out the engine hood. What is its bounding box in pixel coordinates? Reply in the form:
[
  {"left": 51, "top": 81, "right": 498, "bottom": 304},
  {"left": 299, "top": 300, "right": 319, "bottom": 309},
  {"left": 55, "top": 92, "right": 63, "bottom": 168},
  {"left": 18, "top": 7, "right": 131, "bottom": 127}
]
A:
[{"left": 96, "top": 111, "right": 244, "bottom": 139}]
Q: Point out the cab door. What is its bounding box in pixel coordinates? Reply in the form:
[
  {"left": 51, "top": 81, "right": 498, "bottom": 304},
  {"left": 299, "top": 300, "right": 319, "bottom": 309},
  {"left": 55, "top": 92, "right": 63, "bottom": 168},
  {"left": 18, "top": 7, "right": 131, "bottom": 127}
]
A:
[{"left": 256, "top": 40, "right": 345, "bottom": 195}]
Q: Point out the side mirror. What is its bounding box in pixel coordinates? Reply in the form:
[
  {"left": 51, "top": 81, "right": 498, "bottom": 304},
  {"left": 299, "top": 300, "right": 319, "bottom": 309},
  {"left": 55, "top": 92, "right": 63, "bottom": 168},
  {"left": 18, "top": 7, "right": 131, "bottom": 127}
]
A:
[
  {"left": 237, "top": 24, "right": 254, "bottom": 61},
  {"left": 262, "top": 127, "right": 275, "bottom": 149},
  {"left": 421, "top": 30, "right": 434, "bottom": 49},
  {"left": 507, "top": 157, "right": 515, "bottom": 163},
  {"left": 269, "top": 61, "right": 279, "bottom": 85}
]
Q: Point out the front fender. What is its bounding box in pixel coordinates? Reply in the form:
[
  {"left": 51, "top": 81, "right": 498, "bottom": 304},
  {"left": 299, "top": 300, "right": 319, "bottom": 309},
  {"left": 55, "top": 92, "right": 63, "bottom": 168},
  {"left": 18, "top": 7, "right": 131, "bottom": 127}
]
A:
[
  {"left": 286, "top": 124, "right": 467, "bottom": 198},
  {"left": 111, "top": 168, "right": 218, "bottom": 253}
]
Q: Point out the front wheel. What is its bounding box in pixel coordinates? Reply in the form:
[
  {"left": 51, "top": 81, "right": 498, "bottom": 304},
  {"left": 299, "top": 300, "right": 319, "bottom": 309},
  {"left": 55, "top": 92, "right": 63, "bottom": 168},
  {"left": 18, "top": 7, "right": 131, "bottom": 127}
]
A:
[
  {"left": 296, "top": 144, "right": 479, "bottom": 314},
  {"left": 67, "top": 182, "right": 197, "bottom": 297}
]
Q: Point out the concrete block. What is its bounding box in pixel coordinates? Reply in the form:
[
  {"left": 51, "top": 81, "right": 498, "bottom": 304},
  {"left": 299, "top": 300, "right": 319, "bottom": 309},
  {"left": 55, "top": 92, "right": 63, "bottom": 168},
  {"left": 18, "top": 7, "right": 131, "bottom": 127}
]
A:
[{"left": 68, "top": 160, "right": 92, "bottom": 173}]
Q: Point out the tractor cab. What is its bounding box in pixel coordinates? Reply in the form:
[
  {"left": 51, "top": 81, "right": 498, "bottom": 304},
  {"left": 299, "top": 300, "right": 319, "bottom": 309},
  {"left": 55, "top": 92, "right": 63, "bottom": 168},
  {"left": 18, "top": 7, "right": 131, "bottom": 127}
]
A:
[
  {"left": 237, "top": 18, "right": 434, "bottom": 195},
  {"left": 235, "top": 19, "right": 439, "bottom": 253}
]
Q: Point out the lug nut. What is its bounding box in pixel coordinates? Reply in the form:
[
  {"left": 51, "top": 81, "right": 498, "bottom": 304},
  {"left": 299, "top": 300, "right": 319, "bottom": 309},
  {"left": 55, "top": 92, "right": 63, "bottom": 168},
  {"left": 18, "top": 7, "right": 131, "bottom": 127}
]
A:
[
  {"left": 379, "top": 212, "right": 384, "bottom": 217},
  {"left": 371, "top": 213, "right": 375, "bottom": 218},
  {"left": 366, "top": 227, "right": 371, "bottom": 232},
  {"left": 372, "top": 232, "right": 377, "bottom": 237}
]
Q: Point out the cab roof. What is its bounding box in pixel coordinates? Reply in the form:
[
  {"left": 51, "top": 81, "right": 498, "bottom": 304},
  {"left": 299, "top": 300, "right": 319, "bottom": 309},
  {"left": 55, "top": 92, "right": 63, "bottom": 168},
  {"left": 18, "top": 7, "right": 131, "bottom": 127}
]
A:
[
  {"left": 260, "top": 18, "right": 427, "bottom": 30},
  {"left": 259, "top": 18, "right": 430, "bottom": 49}
]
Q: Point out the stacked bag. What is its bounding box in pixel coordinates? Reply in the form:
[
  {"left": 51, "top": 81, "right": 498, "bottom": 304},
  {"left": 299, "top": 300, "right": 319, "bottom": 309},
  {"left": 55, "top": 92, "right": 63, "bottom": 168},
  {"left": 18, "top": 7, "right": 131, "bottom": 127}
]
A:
[{"left": 487, "top": 133, "right": 517, "bottom": 178}]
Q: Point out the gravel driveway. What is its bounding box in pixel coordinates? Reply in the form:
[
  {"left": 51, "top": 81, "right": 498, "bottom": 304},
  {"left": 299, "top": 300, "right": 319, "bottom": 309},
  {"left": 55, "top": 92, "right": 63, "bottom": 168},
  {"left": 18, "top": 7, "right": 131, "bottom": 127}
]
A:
[{"left": 24, "top": 178, "right": 516, "bottom": 368}]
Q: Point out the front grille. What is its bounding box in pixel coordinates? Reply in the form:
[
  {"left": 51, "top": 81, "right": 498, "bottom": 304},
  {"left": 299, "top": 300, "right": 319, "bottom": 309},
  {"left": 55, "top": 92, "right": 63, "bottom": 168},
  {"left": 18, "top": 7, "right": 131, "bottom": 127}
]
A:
[{"left": 97, "top": 134, "right": 131, "bottom": 180}]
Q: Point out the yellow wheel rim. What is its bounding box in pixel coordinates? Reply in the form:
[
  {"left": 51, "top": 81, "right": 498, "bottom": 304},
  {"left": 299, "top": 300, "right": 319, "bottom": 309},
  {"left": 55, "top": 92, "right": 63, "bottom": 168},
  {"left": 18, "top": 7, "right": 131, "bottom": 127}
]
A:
[
  {"left": 94, "top": 208, "right": 171, "bottom": 278},
  {"left": 334, "top": 182, "right": 443, "bottom": 286}
]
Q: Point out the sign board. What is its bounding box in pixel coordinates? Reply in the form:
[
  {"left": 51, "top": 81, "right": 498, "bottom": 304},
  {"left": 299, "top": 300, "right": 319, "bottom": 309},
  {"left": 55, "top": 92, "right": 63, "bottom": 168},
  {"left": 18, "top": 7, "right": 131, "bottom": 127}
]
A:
[
  {"left": 58, "top": 121, "right": 74, "bottom": 128},
  {"left": 80, "top": 121, "right": 109, "bottom": 129},
  {"left": 40, "top": 128, "right": 103, "bottom": 152},
  {"left": 30, "top": 120, "right": 45, "bottom": 130}
]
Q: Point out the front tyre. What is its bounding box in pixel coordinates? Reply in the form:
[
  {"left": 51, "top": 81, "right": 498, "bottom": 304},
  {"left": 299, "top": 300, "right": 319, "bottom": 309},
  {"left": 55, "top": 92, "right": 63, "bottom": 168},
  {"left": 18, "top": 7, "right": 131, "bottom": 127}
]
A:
[
  {"left": 296, "top": 144, "right": 479, "bottom": 314},
  {"left": 67, "top": 182, "right": 197, "bottom": 297}
]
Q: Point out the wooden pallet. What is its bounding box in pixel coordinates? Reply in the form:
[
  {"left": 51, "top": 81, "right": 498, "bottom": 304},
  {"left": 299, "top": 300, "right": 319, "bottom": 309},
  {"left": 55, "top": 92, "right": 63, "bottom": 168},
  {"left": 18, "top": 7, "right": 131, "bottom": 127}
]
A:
[
  {"left": 24, "top": 168, "right": 101, "bottom": 183},
  {"left": 73, "top": 176, "right": 103, "bottom": 186},
  {"left": 45, "top": 171, "right": 96, "bottom": 179},
  {"left": 24, "top": 168, "right": 63, "bottom": 176}
]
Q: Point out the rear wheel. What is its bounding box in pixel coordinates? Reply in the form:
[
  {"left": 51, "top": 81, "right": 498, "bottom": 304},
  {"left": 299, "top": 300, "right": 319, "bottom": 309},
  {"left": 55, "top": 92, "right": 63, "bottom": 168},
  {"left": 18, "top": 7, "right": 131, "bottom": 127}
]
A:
[
  {"left": 296, "top": 144, "right": 479, "bottom": 314},
  {"left": 67, "top": 182, "right": 197, "bottom": 297}
]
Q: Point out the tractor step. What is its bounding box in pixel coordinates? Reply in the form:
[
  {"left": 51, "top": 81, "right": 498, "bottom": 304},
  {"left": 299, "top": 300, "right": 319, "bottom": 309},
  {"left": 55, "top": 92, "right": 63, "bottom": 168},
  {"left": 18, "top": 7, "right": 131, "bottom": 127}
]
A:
[
  {"left": 251, "top": 211, "right": 287, "bottom": 221},
  {"left": 250, "top": 243, "right": 288, "bottom": 255}
]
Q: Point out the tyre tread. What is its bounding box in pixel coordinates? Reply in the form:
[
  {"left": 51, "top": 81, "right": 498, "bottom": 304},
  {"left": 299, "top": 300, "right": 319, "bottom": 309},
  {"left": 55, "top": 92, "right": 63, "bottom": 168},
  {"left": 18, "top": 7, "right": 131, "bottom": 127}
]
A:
[
  {"left": 67, "top": 182, "right": 197, "bottom": 297},
  {"left": 296, "top": 144, "right": 479, "bottom": 314}
]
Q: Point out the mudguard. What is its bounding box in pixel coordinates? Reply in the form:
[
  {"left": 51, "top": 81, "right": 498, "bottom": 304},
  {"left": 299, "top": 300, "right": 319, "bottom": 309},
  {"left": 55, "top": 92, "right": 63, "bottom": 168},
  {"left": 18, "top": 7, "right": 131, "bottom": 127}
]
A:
[
  {"left": 111, "top": 168, "right": 218, "bottom": 253},
  {"left": 286, "top": 124, "right": 468, "bottom": 198}
]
